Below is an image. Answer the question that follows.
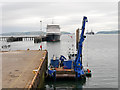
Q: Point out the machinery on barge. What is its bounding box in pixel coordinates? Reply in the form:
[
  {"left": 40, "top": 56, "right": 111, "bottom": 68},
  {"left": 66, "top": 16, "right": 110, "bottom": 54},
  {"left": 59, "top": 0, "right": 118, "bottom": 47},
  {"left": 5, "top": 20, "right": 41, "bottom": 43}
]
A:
[{"left": 48, "top": 16, "right": 91, "bottom": 80}]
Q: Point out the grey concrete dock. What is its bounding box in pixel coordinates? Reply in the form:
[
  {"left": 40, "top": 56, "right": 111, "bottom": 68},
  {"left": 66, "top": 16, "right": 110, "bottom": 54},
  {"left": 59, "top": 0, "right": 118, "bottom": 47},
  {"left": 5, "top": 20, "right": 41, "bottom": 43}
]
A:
[{"left": 2, "top": 50, "right": 48, "bottom": 89}]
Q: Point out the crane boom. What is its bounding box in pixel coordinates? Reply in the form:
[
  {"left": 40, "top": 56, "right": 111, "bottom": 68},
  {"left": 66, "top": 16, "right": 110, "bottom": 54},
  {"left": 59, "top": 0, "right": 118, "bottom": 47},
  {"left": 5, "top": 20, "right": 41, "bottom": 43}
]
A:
[{"left": 74, "top": 16, "right": 88, "bottom": 78}]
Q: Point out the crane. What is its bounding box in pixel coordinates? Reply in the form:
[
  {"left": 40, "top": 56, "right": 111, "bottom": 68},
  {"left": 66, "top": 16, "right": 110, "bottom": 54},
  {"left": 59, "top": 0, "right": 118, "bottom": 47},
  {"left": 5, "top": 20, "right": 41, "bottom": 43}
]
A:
[
  {"left": 48, "top": 16, "right": 90, "bottom": 80},
  {"left": 74, "top": 16, "right": 88, "bottom": 78}
]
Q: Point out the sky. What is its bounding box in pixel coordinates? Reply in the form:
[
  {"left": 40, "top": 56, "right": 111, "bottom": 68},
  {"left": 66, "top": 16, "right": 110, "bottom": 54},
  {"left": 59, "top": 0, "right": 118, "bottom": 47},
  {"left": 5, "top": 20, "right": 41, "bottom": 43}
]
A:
[{"left": 0, "top": 1, "right": 119, "bottom": 33}]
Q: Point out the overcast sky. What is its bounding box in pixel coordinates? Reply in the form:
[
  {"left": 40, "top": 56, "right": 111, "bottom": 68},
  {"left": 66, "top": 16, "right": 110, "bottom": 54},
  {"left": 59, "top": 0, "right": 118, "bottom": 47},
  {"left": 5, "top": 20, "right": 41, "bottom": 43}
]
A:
[{"left": 1, "top": 2, "right": 118, "bottom": 33}]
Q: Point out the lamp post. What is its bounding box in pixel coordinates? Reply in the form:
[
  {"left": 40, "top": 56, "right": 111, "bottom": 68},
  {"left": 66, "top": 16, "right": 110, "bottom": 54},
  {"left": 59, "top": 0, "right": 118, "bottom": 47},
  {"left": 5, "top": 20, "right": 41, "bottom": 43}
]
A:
[
  {"left": 40, "top": 21, "right": 42, "bottom": 34},
  {"left": 40, "top": 20, "right": 42, "bottom": 50}
]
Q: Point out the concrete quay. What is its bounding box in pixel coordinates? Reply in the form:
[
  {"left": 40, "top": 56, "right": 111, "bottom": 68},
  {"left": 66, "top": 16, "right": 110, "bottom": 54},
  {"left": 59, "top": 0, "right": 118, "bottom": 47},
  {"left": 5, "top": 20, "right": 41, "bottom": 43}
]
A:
[{"left": 2, "top": 50, "right": 48, "bottom": 89}]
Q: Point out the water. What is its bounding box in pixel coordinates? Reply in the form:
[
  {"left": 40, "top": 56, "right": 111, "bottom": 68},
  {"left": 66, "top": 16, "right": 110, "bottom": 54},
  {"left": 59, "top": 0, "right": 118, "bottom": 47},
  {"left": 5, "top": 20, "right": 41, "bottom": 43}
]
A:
[
  {"left": 0, "top": 34, "right": 118, "bottom": 89},
  {"left": 83, "top": 34, "right": 118, "bottom": 88}
]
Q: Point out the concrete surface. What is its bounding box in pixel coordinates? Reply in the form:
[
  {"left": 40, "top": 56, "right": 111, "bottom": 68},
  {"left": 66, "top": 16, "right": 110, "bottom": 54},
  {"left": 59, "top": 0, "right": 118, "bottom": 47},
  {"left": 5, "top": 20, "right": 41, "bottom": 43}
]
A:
[{"left": 2, "top": 50, "right": 47, "bottom": 88}]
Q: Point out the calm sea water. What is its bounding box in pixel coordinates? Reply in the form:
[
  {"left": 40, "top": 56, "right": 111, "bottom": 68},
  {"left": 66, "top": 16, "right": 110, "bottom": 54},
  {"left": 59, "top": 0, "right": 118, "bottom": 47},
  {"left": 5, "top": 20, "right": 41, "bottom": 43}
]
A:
[{"left": 0, "top": 34, "right": 118, "bottom": 89}]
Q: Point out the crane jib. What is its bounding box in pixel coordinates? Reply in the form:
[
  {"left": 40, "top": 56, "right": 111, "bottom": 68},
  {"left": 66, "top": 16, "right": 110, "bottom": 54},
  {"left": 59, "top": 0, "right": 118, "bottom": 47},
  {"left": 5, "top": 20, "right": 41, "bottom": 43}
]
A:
[{"left": 74, "top": 16, "right": 88, "bottom": 78}]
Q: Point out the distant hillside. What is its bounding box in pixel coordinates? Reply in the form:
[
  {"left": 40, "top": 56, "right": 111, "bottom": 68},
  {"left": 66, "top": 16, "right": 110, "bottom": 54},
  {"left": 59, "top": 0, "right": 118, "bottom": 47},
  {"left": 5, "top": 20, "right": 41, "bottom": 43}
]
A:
[
  {"left": 1, "top": 31, "right": 71, "bottom": 36},
  {"left": 96, "top": 30, "right": 119, "bottom": 34},
  {"left": 1, "top": 31, "right": 44, "bottom": 36}
]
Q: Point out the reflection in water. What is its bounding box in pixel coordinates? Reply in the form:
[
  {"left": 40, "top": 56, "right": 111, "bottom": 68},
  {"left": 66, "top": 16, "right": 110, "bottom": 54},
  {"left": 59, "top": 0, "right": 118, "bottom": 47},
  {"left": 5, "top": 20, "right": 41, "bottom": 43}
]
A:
[{"left": 45, "top": 78, "right": 86, "bottom": 89}]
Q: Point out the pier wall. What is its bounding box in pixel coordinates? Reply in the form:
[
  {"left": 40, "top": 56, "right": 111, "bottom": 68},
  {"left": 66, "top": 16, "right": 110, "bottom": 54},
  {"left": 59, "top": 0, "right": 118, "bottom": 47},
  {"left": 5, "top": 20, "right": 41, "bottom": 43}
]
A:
[
  {"left": 28, "top": 51, "right": 48, "bottom": 89},
  {"left": 0, "top": 36, "right": 46, "bottom": 43}
]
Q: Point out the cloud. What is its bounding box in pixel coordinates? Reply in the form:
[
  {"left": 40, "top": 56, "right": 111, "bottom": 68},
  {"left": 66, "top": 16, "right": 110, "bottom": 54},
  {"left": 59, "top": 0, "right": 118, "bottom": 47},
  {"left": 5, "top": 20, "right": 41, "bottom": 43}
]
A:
[{"left": 2, "top": 2, "right": 118, "bottom": 33}]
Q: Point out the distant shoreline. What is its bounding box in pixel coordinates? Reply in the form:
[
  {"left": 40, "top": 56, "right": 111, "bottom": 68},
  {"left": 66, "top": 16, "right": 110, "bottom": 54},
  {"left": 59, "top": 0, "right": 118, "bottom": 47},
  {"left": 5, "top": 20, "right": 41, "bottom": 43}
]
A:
[
  {"left": 96, "top": 30, "right": 119, "bottom": 34},
  {"left": 0, "top": 31, "right": 71, "bottom": 36}
]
